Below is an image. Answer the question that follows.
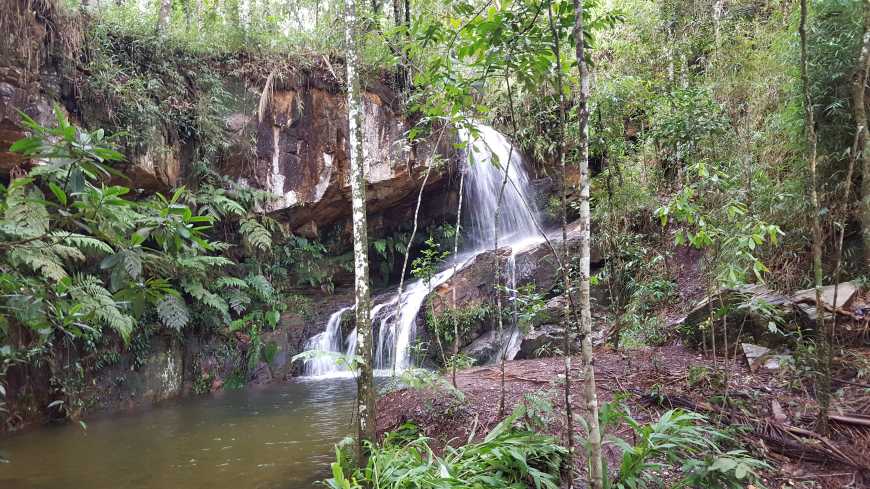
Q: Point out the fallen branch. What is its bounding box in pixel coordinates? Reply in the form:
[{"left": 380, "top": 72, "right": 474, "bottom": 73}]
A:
[{"left": 793, "top": 297, "right": 864, "bottom": 322}]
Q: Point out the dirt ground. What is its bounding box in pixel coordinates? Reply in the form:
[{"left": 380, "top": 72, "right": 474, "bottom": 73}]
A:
[{"left": 376, "top": 345, "right": 870, "bottom": 489}]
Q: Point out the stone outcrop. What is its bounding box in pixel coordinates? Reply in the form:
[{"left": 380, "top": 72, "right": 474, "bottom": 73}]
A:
[
  {"left": 236, "top": 81, "right": 455, "bottom": 236},
  {"left": 426, "top": 219, "right": 606, "bottom": 363}
]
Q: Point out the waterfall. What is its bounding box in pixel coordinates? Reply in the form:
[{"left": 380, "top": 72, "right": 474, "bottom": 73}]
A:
[
  {"left": 500, "top": 254, "right": 524, "bottom": 362},
  {"left": 302, "top": 123, "right": 542, "bottom": 377},
  {"left": 459, "top": 124, "right": 539, "bottom": 249},
  {"left": 302, "top": 306, "right": 352, "bottom": 377}
]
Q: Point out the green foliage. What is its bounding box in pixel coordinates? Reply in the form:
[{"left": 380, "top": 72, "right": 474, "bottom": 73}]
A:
[
  {"left": 591, "top": 406, "right": 768, "bottom": 489},
  {"left": 2, "top": 107, "right": 291, "bottom": 418},
  {"left": 277, "top": 234, "right": 340, "bottom": 291},
  {"left": 426, "top": 303, "right": 492, "bottom": 347},
  {"left": 656, "top": 161, "right": 785, "bottom": 287},
  {"left": 411, "top": 237, "right": 450, "bottom": 283},
  {"left": 292, "top": 349, "right": 363, "bottom": 374},
  {"left": 509, "top": 283, "right": 547, "bottom": 332},
  {"left": 648, "top": 87, "right": 729, "bottom": 180},
  {"left": 804, "top": 0, "right": 865, "bottom": 170},
  {"left": 327, "top": 403, "right": 566, "bottom": 489}
]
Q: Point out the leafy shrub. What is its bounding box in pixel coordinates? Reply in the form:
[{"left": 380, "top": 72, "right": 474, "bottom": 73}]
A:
[
  {"left": 327, "top": 403, "right": 567, "bottom": 489},
  {"left": 589, "top": 406, "right": 769, "bottom": 489}
]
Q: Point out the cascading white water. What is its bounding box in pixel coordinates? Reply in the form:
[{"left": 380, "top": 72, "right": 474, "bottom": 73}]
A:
[
  {"left": 500, "top": 254, "right": 524, "bottom": 361},
  {"left": 302, "top": 306, "right": 352, "bottom": 377},
  {"left": 459, "top": 124, "right": 540, "bottom": 249},
  {"left": 302, "top": 122, "right": 542, "bottom": 377}
]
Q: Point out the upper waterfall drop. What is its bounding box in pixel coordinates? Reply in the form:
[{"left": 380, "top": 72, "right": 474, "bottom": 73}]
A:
[
  {"left": 301, "top": 123, "right": 543, "bottom": 377},
  {"left": 458, "top": 124, "right": 540, "bottom": 249}
]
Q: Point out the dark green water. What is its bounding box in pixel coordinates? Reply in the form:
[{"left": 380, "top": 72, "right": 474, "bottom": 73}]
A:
[{"left": 0, "top": 379, "right": 356, "bottom": 489}]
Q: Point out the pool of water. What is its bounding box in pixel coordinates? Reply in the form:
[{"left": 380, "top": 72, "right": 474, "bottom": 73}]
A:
[{"left": 0, "top": 379, "right": 357, "bottom": 489}]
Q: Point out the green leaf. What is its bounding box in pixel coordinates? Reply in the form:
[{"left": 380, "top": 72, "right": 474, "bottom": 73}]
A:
[
  {"left": 47, "top": 182, "right": 68, "bottom": 206},
  {"left": 266, "top": 309, "right": 280, "bottom": 327}
]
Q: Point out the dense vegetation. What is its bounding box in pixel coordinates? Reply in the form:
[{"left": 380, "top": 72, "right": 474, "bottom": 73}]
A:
[{"left": 1, "top": 0, "right": 868, "bottom": 487}]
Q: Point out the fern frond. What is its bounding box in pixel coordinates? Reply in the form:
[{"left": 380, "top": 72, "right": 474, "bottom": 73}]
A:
[
  {"left": 213, "top": 194, "right": 246, "bottom": 216},
  {"left": 240, "top": 218, "right": 272, "bottom": 254},
  {"left": 206, "top": 241, "right": 234, "bottom": 252},
  {"left": 70, "top": 275, "right": 134, "bottom": 342},
  {"left": 4, "top": 186, "right": 49, "bottom": 237},
  {"left": 8, "top": 245, "right": 69, "bottom": 281},
  {"left": 176, "top": 255, "right": 234, "bottom": 272},
  {"left": 47, "top": 243, "right": 86, "bottom": 262},
  {"left": 215, "top": 276, "right": 249, "bottom": 289},
  {"left": 182, "top": 279, "right": 230, "bottom": 319},
  {"left": 225, "top": 288, "right": 251, "bottom": 315},
  {"left": 246, "top": 274, "right": 274, "bottom": 302},
  {"left": 56, "top": 233, "right": 114, "bottom": 255},
  {"left": 122, "top": 250, "right": 143, "bottom": 280},
  {"left": 156, "top": 294, "right": 190, "bottom": 331}
]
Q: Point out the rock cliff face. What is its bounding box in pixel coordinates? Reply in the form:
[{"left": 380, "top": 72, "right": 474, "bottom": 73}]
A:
[
  {"left": 228, "top": 81, "right": 454, "bottom": 237},
  {"left": 0, "top": 2, "right": 458, "bottom": 428},
  {"left": 0, "top": 1, "right": 454, "bottom": 237},
  {"left": 424, "top": 220, "right": 606, "bottom": 364}
]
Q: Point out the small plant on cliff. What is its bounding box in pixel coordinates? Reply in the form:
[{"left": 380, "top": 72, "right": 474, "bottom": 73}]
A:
[{"left": 412, "top": 237, "right": 451, "bottom": 366}]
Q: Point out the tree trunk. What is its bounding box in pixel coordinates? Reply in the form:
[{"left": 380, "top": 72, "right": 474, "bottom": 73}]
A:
[
  {"left": 573, "top": 1, "right": 604, "bottom": 487},
  {"left": 855, "top": 3, "right": 870, "bottom": 270},
  {"left": 345, "top": 0, "right": 376, "bottom": 464},
  {"left": 546, "top": 2, "right": 575, "bottom": 485},
  {"left": 238, "top": 0, "right": 250, "bottom": 31},
  {"left": 493, "top": 69, "right": 517, "bottom": 417},
  {"left": 157, "top": 0, "right": 172, "bottom": 31},
  {"left": 799, "top": 0, "right": 830, "bottom": 435},
  {"left": 451, "top": 168, "right": 465, "bottom": 389}
]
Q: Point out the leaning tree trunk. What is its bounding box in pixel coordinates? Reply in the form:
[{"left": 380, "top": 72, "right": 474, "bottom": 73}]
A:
[
  {"left": 799, "top": 0, "right": 830, "bottom": 435},
  {"left": 855, "top": 3, "right": 870, "bottom": 270},
  {"left": 157, "top": 0, "right": 172, "bottom": 31},
  {"left": 345, "top": 0, "right": 376, "bottom": 464},
  {"left": 573, "top": 1, "right": 604, "bottom": 487}
]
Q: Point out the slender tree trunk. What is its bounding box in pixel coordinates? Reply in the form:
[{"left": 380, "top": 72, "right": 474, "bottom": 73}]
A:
[
  {"left": 799, "top": 0, "right": 829, "bottom": 435},
  {"left": 546, "top": 2, "right": 574, "bottom": 485},
  {"left": 855, "top": 4, "right": 870, "bottom": 270},
  {"left": 494, "top": 71, "right": 518, "bottom": 417},
  {"left": 393, "top": 0, "right": 405, "bottom": 91},
  {"left": 157, "top": 0, "right": 172, "bottom": 31},
  {"left": 238, "top": 0, "right": 250, "bottom": 31},
  {"left": 451, "top": 168, "right": 466, "bottom": 389},
  {"left": 391, "top": 126, "right": 447, "bottom": 375},
  {"left": 573, "top": 0, "right": 604, "bottom": 486},
  {"left": 345, "top": 0, "right": 376, "bottom": 463}
]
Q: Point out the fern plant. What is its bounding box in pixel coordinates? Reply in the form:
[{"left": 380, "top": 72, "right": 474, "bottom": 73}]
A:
[{"left": 1, "top": 103, "right": 293, "bottom": 418}]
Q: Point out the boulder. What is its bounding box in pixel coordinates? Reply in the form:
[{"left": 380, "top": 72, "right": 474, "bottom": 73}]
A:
[
  {"left": 792, "top": 281, "right": 861, "bottom": 322},
  {"left": 517, "top": 324, "right": 568, "bottom": 359},
  {"left": 460, "top": 330, "right": 501, "bottom": 366}
]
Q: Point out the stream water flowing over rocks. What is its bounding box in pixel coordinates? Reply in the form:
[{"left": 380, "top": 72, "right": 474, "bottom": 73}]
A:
[{"left": 301, "top": 123, "right": 545, "bottom": 377}]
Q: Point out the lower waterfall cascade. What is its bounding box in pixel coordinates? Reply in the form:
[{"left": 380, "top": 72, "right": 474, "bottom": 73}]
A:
[{"left": 302, "top": 123, "right": 544, "bottom": 377}]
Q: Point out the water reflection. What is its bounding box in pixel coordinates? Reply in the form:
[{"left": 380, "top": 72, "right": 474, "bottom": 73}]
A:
[{"left": 0, "top": 379, "right": 357, "bottom": 489}]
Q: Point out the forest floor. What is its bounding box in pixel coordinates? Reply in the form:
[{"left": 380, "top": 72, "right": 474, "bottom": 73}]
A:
[{"left": 376, "top": 344, "right": 870, "bottom": 489}]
